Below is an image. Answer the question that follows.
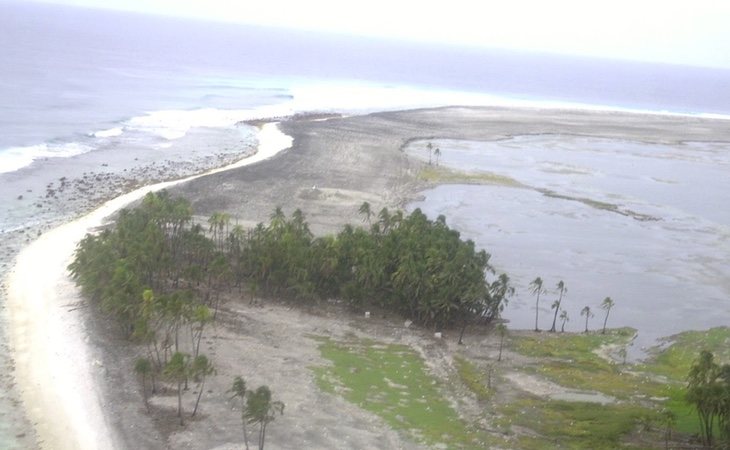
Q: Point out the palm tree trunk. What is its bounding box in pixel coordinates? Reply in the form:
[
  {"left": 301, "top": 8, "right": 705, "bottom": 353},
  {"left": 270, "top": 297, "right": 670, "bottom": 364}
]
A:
[
  {"left": 177, "top": 381, "right": 184, "bottom": 426},
  {"left": 550, "top": 303, "right": 560, "bottom": 332},
  {"left": 602, "top": 310, "right": 610, "bottom": 334},
  {"left": 534, "top": 292, "right": 540, "bottom": 331},
  {"left": 191, "top": 378, "right": 205, "bottom": 417},
  {"left": 498, "top": 334, "right": 504, "bottom": 362},
  {"left": 142, "top": 375, "right": 150, "bottom": 412},
  {"left": 241, "top": 411, "right": 250, "bottom": 450},
  {"left": 260, "top": 421, "right": 268, "bottom": 450}
]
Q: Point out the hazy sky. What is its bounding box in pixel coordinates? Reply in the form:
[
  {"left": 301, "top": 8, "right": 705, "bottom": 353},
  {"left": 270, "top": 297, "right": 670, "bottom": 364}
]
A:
[{"left": 35, "top": 0, "right": 730, "bottom": 68}]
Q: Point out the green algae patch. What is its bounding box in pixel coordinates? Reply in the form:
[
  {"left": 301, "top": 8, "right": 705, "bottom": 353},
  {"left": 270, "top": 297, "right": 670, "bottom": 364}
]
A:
[
  {"left": 418, "top": 165, "right": 524, "bottom": 188},
  {"left": 311, "top": 336, "right": 492, "bottom": 449}
]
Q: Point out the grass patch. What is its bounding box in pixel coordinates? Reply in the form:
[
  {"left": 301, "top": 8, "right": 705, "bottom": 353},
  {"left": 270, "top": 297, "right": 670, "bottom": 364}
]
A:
[
  {"left": 311, "top": 336, "right": 492, "bottom": 449},
  {"left": 512, "top": 328, "right": 665, "bottom": 399},
  {"left": 643, "top": 327, "right": 730, "bottom": 382},
  {"left": 454, "top": 356, "right": 493, "bottom": 402},
  {"left": 418, "top": 165, "right": 523, "bottom": 188},
  {"left": 498, "top": 398, "right": 656, "bottom": 450},
  {"left": 639, "top": 327, "right": 730, "bottom": 434}
]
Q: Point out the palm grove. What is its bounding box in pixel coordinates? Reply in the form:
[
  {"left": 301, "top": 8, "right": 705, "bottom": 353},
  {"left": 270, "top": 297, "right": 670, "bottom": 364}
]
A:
[{"left": 68, "top": 191, "right": 513, "bottom": 443}]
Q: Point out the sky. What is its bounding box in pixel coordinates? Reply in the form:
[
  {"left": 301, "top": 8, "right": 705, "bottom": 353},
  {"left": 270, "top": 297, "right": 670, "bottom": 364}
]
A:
[{"left": 33, "top": 0, "right": 730, "bottom": 69}]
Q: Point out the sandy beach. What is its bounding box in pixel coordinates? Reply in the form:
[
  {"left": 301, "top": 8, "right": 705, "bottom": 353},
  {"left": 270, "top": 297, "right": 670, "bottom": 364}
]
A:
[
  {"left": 5, "top": 106, "right": 730, "bottom": 449},
  {"left": 6, "top": 123, "right": 292, "bottom": 449}
]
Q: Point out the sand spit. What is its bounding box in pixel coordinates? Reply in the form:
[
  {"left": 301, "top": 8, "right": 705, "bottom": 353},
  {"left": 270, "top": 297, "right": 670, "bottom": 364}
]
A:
[{"left": 6, "top": 123, "right": 292, "bottom": 450}]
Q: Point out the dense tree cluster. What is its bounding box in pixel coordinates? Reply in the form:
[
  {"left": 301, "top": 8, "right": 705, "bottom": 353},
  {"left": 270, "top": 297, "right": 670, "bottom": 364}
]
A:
[
  {"left": 686, "top": 351, "right": 730, "bottom": 447},
  {"left": 69, "top": 191, "right": 512, "bottom": 336}
]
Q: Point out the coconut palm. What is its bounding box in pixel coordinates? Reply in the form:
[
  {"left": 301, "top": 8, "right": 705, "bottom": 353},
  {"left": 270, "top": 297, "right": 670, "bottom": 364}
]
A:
[
  {"left": 559, "top": 309, "right": 569, "bottom": 332},
  {"left": 580, "top": 306, "right": 594, "bottom": 333},
  {"left": 163, "top": 352, "right": 190, "bottom": 425},
  {"left": 529, "top": 277, "right": 546, "bottom": 331},
  {"left": 358, "top": 201, "right": 372, "bottom": 224},
  {"left": 230, "top": 376, "right": 251, "bottom": 450},
  {"left": 245, "top": 385, "right": 285, "bottom": 450},
  {"left": 190, "top": 355, "right": 215, "bottom": 417},
  {"left": 600, "top": 297, "right": 615, "bottom": 334},
  {"left": 549, "top": 280, "right": 567, "bottom": 332},
  {"left": 134, "top": 357, "right": 153, "bottom": 411}
]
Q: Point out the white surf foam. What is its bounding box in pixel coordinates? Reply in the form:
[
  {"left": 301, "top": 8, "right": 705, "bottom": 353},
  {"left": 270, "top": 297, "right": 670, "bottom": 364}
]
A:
[
  {"left": 0, "top": 142, "right": 93, "bottom": 174},
  {"left": 91, "top": 127, "right": 124, "bottom": 138},
  {"left": 124, "top": 104, "right": 294, "bottom": 140}
]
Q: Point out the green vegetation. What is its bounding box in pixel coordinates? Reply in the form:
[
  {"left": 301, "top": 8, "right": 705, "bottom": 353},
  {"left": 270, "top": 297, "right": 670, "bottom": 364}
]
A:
[
  {"left": 512, "top": 328, "right": 665, "bottom": 399},
  {"left": 454, "top": 356, "right": 493, "bottom": 401},
  {"left": 69, "top": 191, "right": 513, "bottom": 333},
  {"left": 641, "top": 327, "right": 730, "bottom": 438},
  {"left": 313, "top": 336, "right": 492, "bottom": 448},
  {"left": 229, "top": 376, "right": 284, "bottom": 450},
  {"left": 498, "top": 398, "right": 653, "bottom": 450}
]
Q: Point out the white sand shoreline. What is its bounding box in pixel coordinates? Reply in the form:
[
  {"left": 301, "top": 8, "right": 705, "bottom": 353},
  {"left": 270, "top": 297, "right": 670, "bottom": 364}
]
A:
[{"left": 6, "top": 123, "right": 292, "bottom": 450}]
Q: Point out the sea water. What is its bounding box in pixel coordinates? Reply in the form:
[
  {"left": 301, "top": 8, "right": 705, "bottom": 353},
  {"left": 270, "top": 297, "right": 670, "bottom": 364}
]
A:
[{"left": 2, "top": 1, "right": 730, "bottom": 445}]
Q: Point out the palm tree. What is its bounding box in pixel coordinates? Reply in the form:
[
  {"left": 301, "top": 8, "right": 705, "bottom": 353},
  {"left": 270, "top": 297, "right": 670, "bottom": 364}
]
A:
[
  {"left": 245, "top": 385, "right": 285, "bottom": 450},
  {"left": 559, "top": 309, "right": 569, "bottom": 332},
  {"left": 529, "top": 277, "right": 546, "bottom": 331},
  {"left": 134, "top": 357, "right": 153, "bottom": 411},
  {"left": 496, "top": 323, "right": 507, "bottom": 362},
  {"left": 358, "top": 201, "right": 372, "bottom": 224},
  {"left": 600, "top": 297, "right": 615, "bottom": 334},
  {"left": 190, "top": 355, "right": 215, "bottom": 417},
  {"left": 434, "top": 147, "right": 441, "bottom": 166},
  {"left": 230, "top": 376, "right": 251, "bottom": 450},
  {"left": 164, "top": 352, "right": 190, "bottom": 425},
  {"left": 426, "top": 141, "right": 433, "bottom": 165},
  {"left": 549, "top": 280, "right": 567, "bottom": 332},
  {"left": 580, "top": 306, "right": 593, "bottom": 333}
]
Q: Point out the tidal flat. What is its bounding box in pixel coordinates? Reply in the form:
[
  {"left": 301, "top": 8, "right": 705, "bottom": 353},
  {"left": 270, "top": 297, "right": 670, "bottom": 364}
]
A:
[{"left": 406, "top": 134, "right": 730, "bottom": 349}]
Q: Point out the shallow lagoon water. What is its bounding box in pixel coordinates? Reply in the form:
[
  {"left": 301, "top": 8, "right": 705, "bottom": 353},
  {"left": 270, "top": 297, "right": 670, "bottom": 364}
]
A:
[{"left": 408, "top": 136, "right": 730, "bottom": 349}]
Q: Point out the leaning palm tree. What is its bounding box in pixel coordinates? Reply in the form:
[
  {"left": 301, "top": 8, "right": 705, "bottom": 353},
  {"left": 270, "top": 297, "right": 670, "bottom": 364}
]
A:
[
  {"left": 580, "top": 306, "right": 594, "bottom": 333},
  {"left": 549, "top": 280, "right": 567, "bottom": 332},
  {"left": 529, "top": 277, "right": 546, "bottom": 331},
  {"left": 600, "top": 297, "right": 615, "bottom": 334},
  {"left": 230, "top": 376, "right": 251, "bottom": 450},
  {"left": 190, "top": 355, "right": 215, "bottom": 417},
  {"left": 358, "top": 201, "right": 372, "bottom": 224},
  {"left": 245, "top": 385, "right": 285, "bottom": 450},
  {"left": 559, "top": 309, "right": 569, "bottom": 332}
]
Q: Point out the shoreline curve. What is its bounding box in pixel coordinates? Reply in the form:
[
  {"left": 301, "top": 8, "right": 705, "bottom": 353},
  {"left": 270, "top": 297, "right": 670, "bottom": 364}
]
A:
[{"left": 5, "top": 123, "right": 292, "bottom": 450}]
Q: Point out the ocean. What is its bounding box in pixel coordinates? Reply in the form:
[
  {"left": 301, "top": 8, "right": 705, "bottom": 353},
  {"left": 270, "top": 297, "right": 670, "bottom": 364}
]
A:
[{"left": 1, "top": 0, "right": 730, "bottom": 446}]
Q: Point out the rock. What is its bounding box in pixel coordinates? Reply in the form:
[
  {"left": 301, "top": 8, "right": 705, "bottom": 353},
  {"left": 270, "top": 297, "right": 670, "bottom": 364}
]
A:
[
  {"left": 434, "top": 332, "right": 442, "bottom": 339},
  {"left": 364, "top": 311, "right": 370, "bottom": 318}
]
